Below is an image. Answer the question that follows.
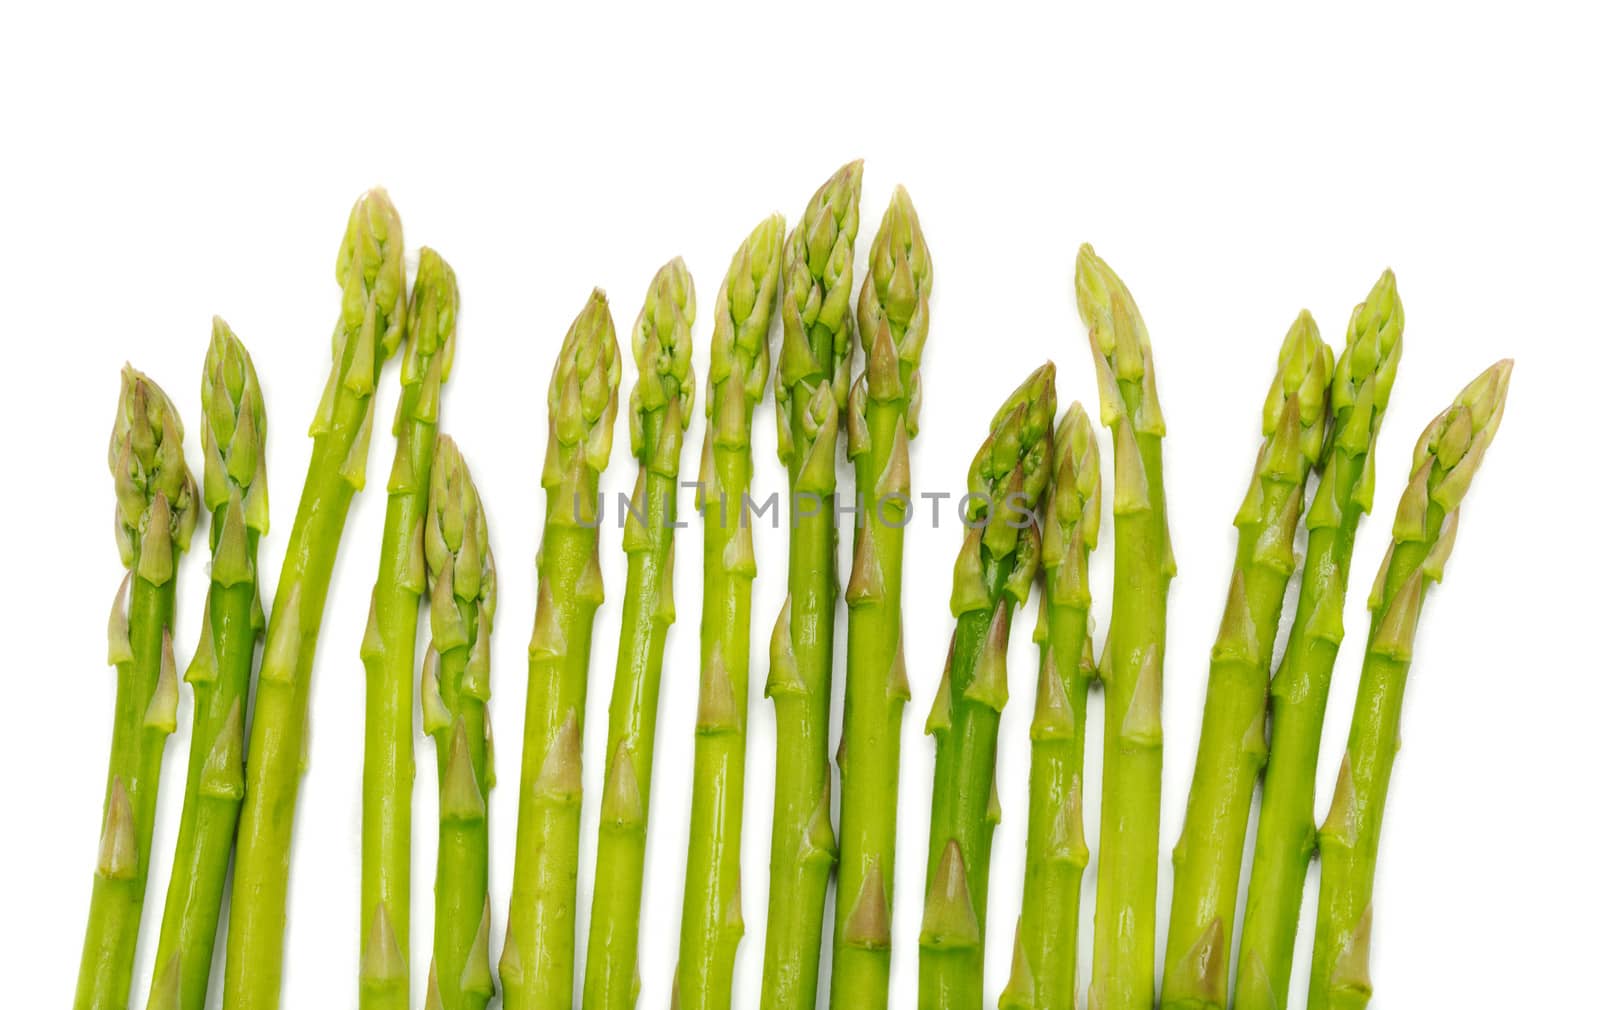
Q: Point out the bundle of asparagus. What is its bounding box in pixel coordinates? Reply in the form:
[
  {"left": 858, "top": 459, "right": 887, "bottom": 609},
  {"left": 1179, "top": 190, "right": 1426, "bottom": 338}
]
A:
[
  {"left": 1236, "top": 271, "right": 1405, "bottom": 1010},
  {"left": 62, "top": 184, "right": 1514, "bottom": 1010}
]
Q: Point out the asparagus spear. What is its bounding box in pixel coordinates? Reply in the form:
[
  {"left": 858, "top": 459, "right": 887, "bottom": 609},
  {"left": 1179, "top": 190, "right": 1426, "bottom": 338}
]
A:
[
  {"left": 674, "top": 213, "right": 784, "bottom": 1010},
  {"left": 360, "top": 247, "right": 460, "bottom": 1010},
  {"left": 224, "top": 189, "right": 407, "bottom": 1010},
  {"left": 423, "top": 436, "right": 498, "bottom": 1010},
  {"left": 919, "top": 363, "right": 1057, "bottom": 1010},
  {"left": 1075, "top": 244, "right": 1174, "bottom": 1010},
  {"left": 831, "top": 184, "right": 932, "bottom": 1010},
  {"left": 761, "top": 159, "right": 862, "bottom": 1010},
  {"left": 145, "top": 321, "right": 269, "bottom": 1010},
  {"left": 998, "top": 402, "right": 1101, "bottom": 1010},
  {"left": 1161, "top": 313, "right": 1333, "bottom": 1010},
  {"left": 1235, "top": 272, "right": 1404, "bottom": 1010},
  {"left": 77, "top": 368, "right": 199, "bottom": 1010},
  {"left": 582, "top": 258, "right": 696, "bottom": 1010},
  {"left": 1307, "top": 360, "right": 1512, "bottom": 1010},
  {"left": 500, "top": 290, "right": 622, "bottom": 1010}
]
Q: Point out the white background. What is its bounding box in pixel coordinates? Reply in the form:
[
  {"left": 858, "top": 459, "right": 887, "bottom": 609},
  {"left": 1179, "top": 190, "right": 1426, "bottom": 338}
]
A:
[{"left": 2, "top": 4, "right": 1596, "bottom": 1007}]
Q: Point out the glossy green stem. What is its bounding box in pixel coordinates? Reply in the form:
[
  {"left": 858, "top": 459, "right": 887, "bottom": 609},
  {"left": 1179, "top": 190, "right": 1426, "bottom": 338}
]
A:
[
  {"left": 76, "top": 577, "right": 177, "bottom": 1010},
  {"left": 1306, "top": 513, "right": 1434, "bottom": 1010},
  {"left": 1236, "top": 470, "right": 1363, "bottom": 1010},
  {"left": 504, "top": 518, "right": 602, "bottom": 1010},
  {"left": 359, "top": 424, "right": 434, "bottom": 1010},
  {"left": 1090, "top": 427, "right": 1171, "bottom": 1010},
  {"left": 831, "top": 395, "right": 911, "bottom": 1006},
  {"left": 676, "top": 448, "right": 755, "bottom": 1010},
  {"left": 146, "top": 532, "right": 257, "bottom": 1010},
  {"left": 1161, "top": 482, "right": 1300, "bottom": 1009},
  {"left": 433, "top": 631, "right": 491, "bottom": 1010},
  {"left": 584, "top": 418, "right": 681, "bottom": 1010},
  {"left": 1003, "top": 606, "right": 1092, "bottom": 1010},
  {"left": 761, "top": 487, "right": 837, "bottom": 1010},
  {"left": 919, "top": 566, "right": 1016, "bottom": 1010},
  {"left": 225, "top": 419, "right": 369, "bottom": 1010}
]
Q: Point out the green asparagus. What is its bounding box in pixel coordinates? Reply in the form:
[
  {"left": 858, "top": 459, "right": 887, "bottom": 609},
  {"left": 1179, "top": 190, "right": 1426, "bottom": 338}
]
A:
[
  {"left": 831, "top": 183, "right": 932, "bottom": 1010},
  {"left": 920, "top": 363, "right": 1057, "bottom": 1010},
  {"left": 501, "top": 290, "right": 621, "bottom": 1010},
  {"left": 224, "top": 189, "right": 407, "bottom": 1010},
  {"left": 674, "top": 213, "right": 785, "bottom": 1010},
  {"left": 1307, "top": 360, "right": 1511, "bottom": 1010},
  {"left": 998, "top": 402, "right": 1100, "bottom": 1010},
  {"left": 1235, "top": 272, "right": 1404, "bottom": 1010},
  {"left": 762, "top": 160, "right": 862, "bottom": 1010},
  {"left": 361, "top": 247, "right": 459, "bottom": 1010},
  {"left": 423, "top": 436, "right": 498, "bottom": 1010},
  {"left": 583, "top": 259, "right": 696, "bottom": 1010},
  {"left": 145, "top": 321, "right": 269, "bottom": 1010},
  {"left": 1076, "top": 244, "right": 1174, "bottom": 1010},
  {"left": 77, "top": 367, "right": 199, "bottom": 1010},
  {"left": 1161, "top": 313, "right": 1333, "bottom": 1009}
]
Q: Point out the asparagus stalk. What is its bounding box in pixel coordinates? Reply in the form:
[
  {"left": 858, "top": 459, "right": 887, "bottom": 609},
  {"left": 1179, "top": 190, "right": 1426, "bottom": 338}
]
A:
[
  {"left": 998, "top": 402, "right": 1101, "bottom": 1010},
  {"left": 224, "top": 189, "right": 407, "bottom": 1010},
  {"left": 360, "top": 247, "right": 460, "bottom": 1010},
  {"left": 145, "top": 321, "right": 269, "bottom": 1010},
  {"left": 1076, "top": 244, "right": 1175, "bottom": 1010},
  {"left": 761, "top": 159, "right": 862, "bottom": 1010},
  {"left": 1306, "top": 361, "right": 1512, "bottom": 1010},
  {"left": 1160, "top": 314, "right": 1333, "bottom": 1009},
  {"left": 1235, "top": 272, "right": 1404, "bottom": 1010},
  {"left": 77, "top": 368, "right": 199, "bottom": 1010},
  {"left": 673, "top": 213, "right": 785, "bottom": 1010},
  {"left": 423, "top": 436, "right": 498, "bottom": 1010},
  {"left": 501, "top": 290, "right": 622, "bottom": 1010},
  {"left": 582, "top": 259, "right": 696, "bottom": 1010},
  {"left": 919, "top": 363, "right": 1057, "bottom": 1010},
  {"left": 831, "top": 184, "right": 932, "bottom": 1009}
]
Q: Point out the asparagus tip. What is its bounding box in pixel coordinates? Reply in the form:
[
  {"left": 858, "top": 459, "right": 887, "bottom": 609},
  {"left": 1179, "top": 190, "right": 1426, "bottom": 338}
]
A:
[{"left": 201, "top": 318, "right": 269, "bottom": 524}]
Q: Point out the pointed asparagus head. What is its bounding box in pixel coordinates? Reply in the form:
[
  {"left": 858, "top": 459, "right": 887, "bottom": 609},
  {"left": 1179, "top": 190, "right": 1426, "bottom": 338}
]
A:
[
  {"left": 777, "top": 159, "right": 863, "bottom": 446},
  {"left": 425, "top": 436, "right": 497, "bottom": 662},
  {"left": 859, "top": 184, "right": 933, "bottom": 397},
  {"left": 202, "top": 318, "right": 269, "bottom": 536},
  {"left": 1409, "top": 360, "right": 1513, "bottom": 521},
  {"left": 1331, "top": 268, "right": 1405, "bottom": 446},
  {"left": 1309, "top": 270, "right": 1406, "bottom": 530},
  {"left": 334, "top": 187, "right": 408, "bottom": 376},
  {"left": 1259, "top": 311, "right": 1336, "bottom": 482},
  {"left": 629, "top": 257, "right": 696, "bottom": 471},
  {"left": 776, "top": 161, "right": 863, "bottom": 476},
  {"left": 708, "top": 213, "right": 785, "bottom": 448},
  {"left": 958, "top": 363, "right": 1057, "bottom": 603},
  {"left": 1075, "top": 243, "right": 1164, "bottom": 436},
  {"left": 396, "top": 247, "right": 460, "bottom": 428},
  {"left": 110, "top": 366, "right": 198, "bottom": 581},
  {"left": 1040, "top": 401, "right": 1101, "bottom": 608},
  {"left": 545, "top": 289, "right": 623, "bottom": 492},
  {"left": 1368, "top": 359, "right": 1511, "bottom": 656}
]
